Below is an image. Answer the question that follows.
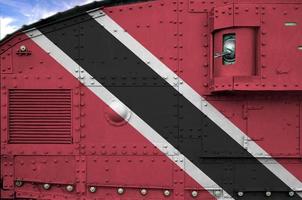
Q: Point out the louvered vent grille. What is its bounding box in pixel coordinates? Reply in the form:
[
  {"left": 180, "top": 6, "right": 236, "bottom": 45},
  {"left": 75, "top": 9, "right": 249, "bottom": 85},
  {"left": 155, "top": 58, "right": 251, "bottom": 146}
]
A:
[{"left": 8, "top": 89, "right": 72, "bottom": 144}]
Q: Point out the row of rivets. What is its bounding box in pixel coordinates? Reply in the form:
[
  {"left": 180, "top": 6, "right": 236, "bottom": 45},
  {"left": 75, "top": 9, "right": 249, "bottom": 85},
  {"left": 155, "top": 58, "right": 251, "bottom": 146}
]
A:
[
  {"left": 15, "top": 181, "right": 73, "bottom": 192},
  {"left": 15, "top": 181, "right": 296, "bottom": 197},
  {"left": 237, "top": 191, "right": 296, "bottom": 197},
  {"left": 89, "top": 186, "right": 170, "bottom": 196}
]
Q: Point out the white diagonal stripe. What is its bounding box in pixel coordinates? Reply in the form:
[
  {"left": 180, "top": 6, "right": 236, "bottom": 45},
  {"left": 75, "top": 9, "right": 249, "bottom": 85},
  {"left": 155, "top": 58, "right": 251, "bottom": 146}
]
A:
[
  {"left": 26, "top": 29, "right": 233, "bottom": 200},
  {"left": 88, "top": 9, "right": 302, "bottom": 195}
]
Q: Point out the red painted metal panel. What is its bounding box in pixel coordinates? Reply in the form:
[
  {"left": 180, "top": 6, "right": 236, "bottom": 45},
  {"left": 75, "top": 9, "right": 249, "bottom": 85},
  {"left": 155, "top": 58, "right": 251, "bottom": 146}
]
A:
[
  {"left": 0, "top": 48, "right": 13, "bottom": 74},
  {"left": 260, "top": 4, "right": 302, "bottom": 90},
  {"left": 212, "top": 4, "right": 234, "bottom": 30},
  {"left": 1, "top": 36, "right": 80, "bottom": 156},
  {"left": 178, "top": 11, "right": 209, "bottom": 95},
  {"left": 86, "top": 156, "right": 173, "bottom": 187},
  {"left": 188, "top": 0, "right": 234, "bottom": 13},
  {"left": 1, "top": 0, "right": 302, "bottom": 199},
  {"left": 234, "top": 4, "right": 261, "bottom": 26},
  {"left": 14, "top": 156, "right": 76, "bottom": 184},
  {"left": 247, "top": 96, "right": 300, "bottom": 157}
]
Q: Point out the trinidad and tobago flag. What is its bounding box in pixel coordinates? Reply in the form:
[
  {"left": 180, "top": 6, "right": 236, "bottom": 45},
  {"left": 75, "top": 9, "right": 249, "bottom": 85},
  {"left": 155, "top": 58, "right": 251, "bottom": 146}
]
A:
[{"left": 1, "top": 0, "right": 302, "bottom": 199}]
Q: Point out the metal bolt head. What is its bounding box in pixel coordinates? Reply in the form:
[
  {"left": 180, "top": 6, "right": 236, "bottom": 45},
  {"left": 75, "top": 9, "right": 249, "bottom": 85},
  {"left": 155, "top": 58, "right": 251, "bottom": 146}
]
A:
[
  {"left": 20, "top": 45, "right": 27, "bottom": 52},
  {"left": 66, "top": 185, "right": 74, "bottom": 192},
  {"left": 163, "top": 190, "right": 171, "bottom": 196},
  {"left": 289, "top": 191, "right": 295, "bottom": 197},
  {"left": 140, "top": 188, "right": 147, "bottom": 196},
  {"left": 266, "top": 191, "right": 271, "bottom": 197},
  {"left": 117, "top": 187, "right": 124, "bottom": 195},
  {"left": 213, "top": 190, "right": 222, "bottom": 197},
  {"left": 15, "top": 180, "right": 23, "bottom": 187},
  {"left": 89, "top": 186, "right": 97, "bottom": 193},
  {"left": 43, "top": 183, "right": 51, "bottom": 190},
  {"left": 237, "top": 191, "right": 244, "bottom": 197},
  {"left": 191, "top": 190, "right": 198, "bottom": 197}
]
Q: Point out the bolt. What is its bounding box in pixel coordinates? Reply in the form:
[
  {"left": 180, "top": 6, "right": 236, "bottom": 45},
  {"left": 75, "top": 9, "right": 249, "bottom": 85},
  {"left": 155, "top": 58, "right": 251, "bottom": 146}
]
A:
[
  {"left": 289, "top": 191, "right": 295, "bottom": 197},
  {"left": 191, "top": 190, "right": 198, "bottom": 197},
  {"left": 20, "top": 45, "right": 27, "bottom": 52},
  {"left": 43, "top": 183, "right": 51, "bottom": 190},
  {"left": 163, "top": 190, "right": 171, "bottom": 196},
  {"left": 238, "top": 191, "right": 244, "bottom": 197},
  {"left": 213, "top": 190, "right": 222, "bottom": 197},
  {"left": 15, "top": 180, "right": 23, "bottom": 187},
  {"left": 266, "top": 191, "right": 271, "bottom": 197},
  {"left": 89, "top": 186, "right": 97, "bottom": 193},
  {"left": 117, "top": 187, "right": 124, "bottom": 195},
  {"left": 140, "top": 188, "right": 148, "bottom": 196},
  {"left": 66, "top": 185, "right": 74, "bottom": 192}
]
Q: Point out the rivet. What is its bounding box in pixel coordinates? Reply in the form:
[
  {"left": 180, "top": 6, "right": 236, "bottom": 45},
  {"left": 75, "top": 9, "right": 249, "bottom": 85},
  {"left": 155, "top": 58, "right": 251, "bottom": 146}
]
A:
[
  {"left": 162, "top": 75, "right": 168, "bottom": 79},
  {"left": 289, "top": 191, "right": 295, "bottom": 197},
  {"left": 163, "top": 189, "right": 171, "bottom": 196},
  {"left": 43, "top": 183, "right": 51, "bottom": 190},
  {"left": 140, "top": 188, "right": 148, "bottom": 196},
  {"left": 213, "top": 190, "right": 222, "bottom": 197},
  {"left": 117, "top": 187, "right": 124, "bottom": 195},
  {"left": 89, "top": 186, "right": 97, "bottom": 193},
  {"left": 19, "top": 45, "right": 27, "bottom": 52},
  {"left": 15, "top": 180, "right": 23, "bottom": 187},
  {"left": 238, "top": 191, "right": 244, "bottom": 197},
  {"left": 191, "top": 190, "right": 198, "bottom": 197},
  {"left": 66, "top": 185, "right": 74, "bottom": 192},
  {"left": 266, "top": 191, "right": 271, "bottom": 197}
]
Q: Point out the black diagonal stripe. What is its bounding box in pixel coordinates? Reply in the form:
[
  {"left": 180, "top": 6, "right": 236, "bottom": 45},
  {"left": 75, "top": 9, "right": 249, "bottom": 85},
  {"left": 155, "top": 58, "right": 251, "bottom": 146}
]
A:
[{"left": 38, "top": 14, "right": 301, "bottom": 199}]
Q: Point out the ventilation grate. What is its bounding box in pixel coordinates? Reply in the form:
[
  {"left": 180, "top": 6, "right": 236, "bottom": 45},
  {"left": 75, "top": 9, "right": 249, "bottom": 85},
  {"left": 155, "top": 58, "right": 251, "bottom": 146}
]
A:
[{"left": 8, "top": 89, "right": 72, "bottom": 144}]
